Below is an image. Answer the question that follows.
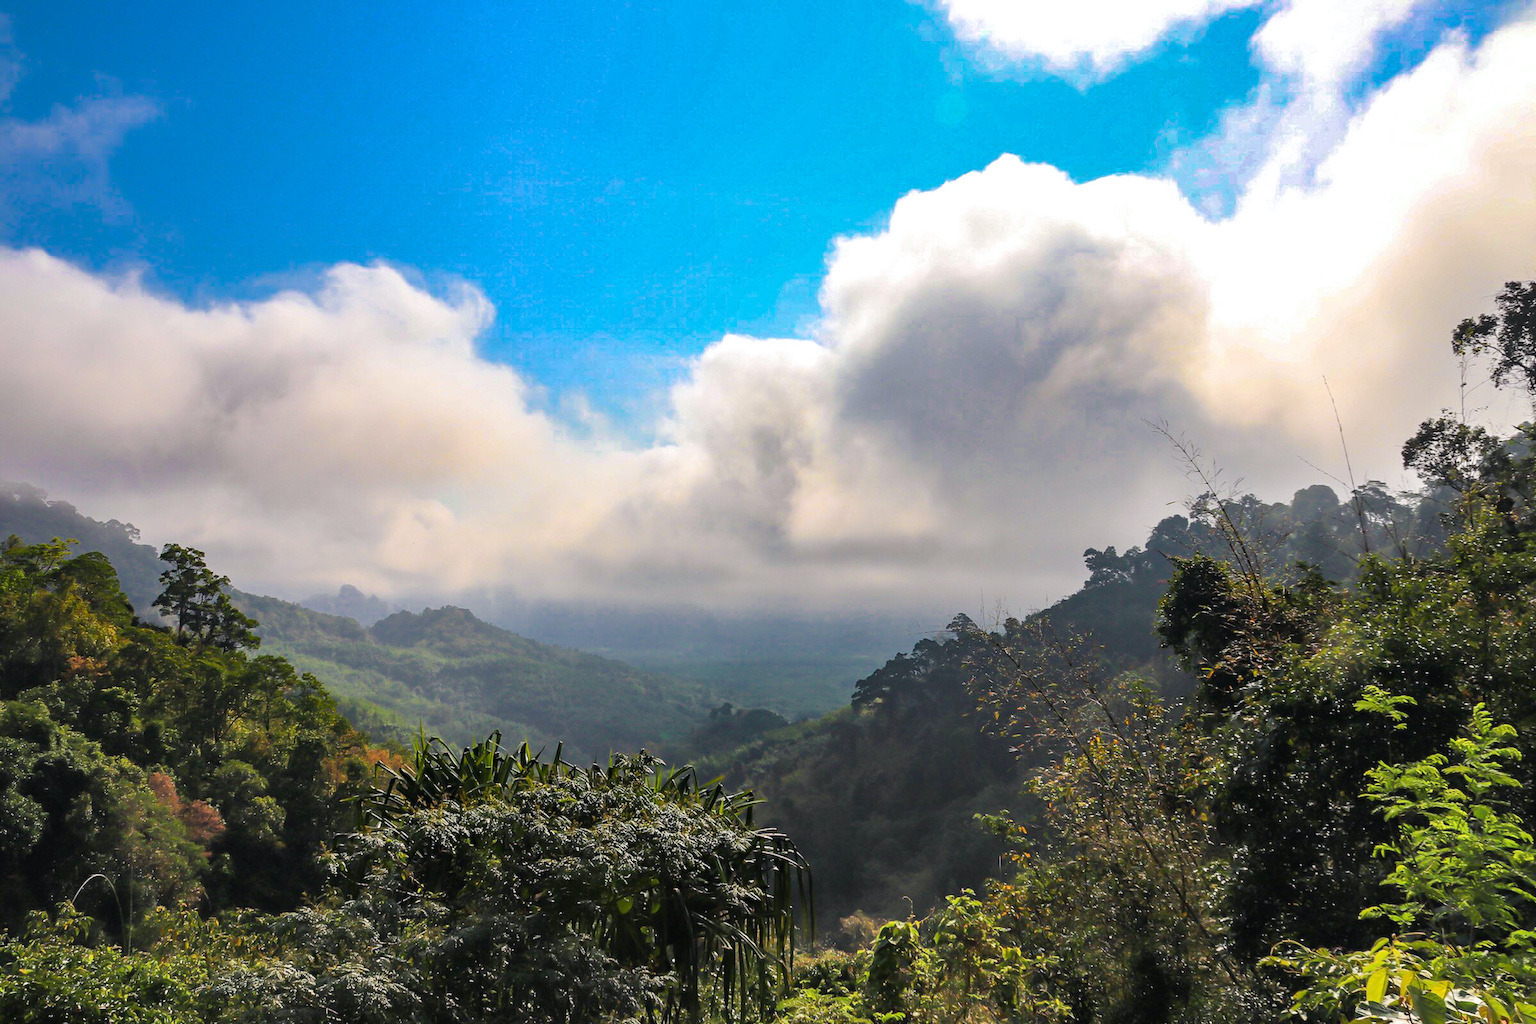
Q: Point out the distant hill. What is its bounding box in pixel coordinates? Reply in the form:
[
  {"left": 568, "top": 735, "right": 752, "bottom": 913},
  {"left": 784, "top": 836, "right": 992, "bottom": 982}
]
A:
[
  {"left": 0, "top": 483, "right": 712, "bottom": 756},
  {"left": 242, "top": 595, "right": 714, "bottom": 756},
  {"left": 301, "top": 584, "right": 398, "bottom": 626}
]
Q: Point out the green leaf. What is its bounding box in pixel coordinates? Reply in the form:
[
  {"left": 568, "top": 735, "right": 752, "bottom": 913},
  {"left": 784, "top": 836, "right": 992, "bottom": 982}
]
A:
[{"left": 1408, "top": 982, "right": 1450, "bottom": 1024}]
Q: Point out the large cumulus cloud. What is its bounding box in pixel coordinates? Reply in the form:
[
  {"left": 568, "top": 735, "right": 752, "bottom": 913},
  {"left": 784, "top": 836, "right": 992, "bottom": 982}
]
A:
[
  {"left": 0, "top": 253, "right": 639, "bottom": 596},
  {"left": 4, "top": 8, "right": 1536, "bottom": 614}
]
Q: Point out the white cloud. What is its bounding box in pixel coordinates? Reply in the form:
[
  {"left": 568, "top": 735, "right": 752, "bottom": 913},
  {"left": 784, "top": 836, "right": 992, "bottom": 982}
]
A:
[
  {"left": 935, "top": 0, "right": 1445, "bottom": 87},
  {"left": 1198, "top": 14, "right": 1536, "bottom": 446},
  {"left": 1252, "top": 0, "right": 1420, "bottom": 86},
  {"left": 1172, "top": 0, "right": 1434, "bottom": 214},
  {"left": 938, "top": 0, "right": 1496, "bottom": 226},
  {"left": 4, "top": 10, "right": 1536, "bottom": 616},
  {"left": 937, "top": 0, "right": 1257, "bottom": 80}
]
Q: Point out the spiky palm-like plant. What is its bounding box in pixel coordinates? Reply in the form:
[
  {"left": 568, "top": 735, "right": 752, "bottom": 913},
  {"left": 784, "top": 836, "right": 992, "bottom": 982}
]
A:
[{"left": 349, "top": 732, "right": 810, "bottom": 1022}]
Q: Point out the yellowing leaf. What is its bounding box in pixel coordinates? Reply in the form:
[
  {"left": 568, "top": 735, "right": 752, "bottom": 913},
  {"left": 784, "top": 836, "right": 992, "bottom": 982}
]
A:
[{"left": 1366, "top": 967, "right": 1390, "bottom": 1004}]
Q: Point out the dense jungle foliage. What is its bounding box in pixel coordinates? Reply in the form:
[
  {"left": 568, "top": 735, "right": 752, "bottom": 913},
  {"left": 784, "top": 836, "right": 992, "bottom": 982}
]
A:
[
  {"left": 698, "top": 473, "right": 1452, "bottom": 930},
  {"left": 0, "top": 539, "right": 811, "bottom": 1022},
  {"left": 7, "top": 282, "right": 1536, "bottom": 1024}
]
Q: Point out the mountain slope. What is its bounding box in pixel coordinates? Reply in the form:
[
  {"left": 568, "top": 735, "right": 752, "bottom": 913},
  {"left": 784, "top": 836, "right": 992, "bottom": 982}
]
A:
[
  {"left": 1, "top": 483, "right": 166, "bottom": 614},
  {"left": 689, "top": 481, "right": 1454, "bottom": 929}
]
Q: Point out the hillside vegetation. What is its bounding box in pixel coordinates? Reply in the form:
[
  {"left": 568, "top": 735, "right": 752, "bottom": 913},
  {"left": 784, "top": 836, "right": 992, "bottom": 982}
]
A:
[
  {"left": 0, "top": 488, "right": 713, "bottom": 758},
  {"left": 0, "top": 538, "right": 808, "bottom": 1022}
]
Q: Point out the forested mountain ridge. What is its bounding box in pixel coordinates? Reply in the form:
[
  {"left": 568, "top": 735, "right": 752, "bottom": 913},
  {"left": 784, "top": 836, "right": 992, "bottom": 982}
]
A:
[
  {"left": 2, "top": 459, "right": 1458, "bottom": 926},
  {"left": 1034, "top": 478, "right": 1450, "bottom": 667},
  {"left": 226, "top": 589, "right": 530, "bottom": 749},
  {"left": 0, "top": 484, "right": 712, "bottom": 757}
]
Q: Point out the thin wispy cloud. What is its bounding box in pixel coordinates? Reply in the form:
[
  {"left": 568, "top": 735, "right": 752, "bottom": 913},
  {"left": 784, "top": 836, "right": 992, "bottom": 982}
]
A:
[
  {"left": 0, "top": 95, "right": 159, "bottom": 221},
  {"left": 0, "top": 17, "right": 158, "bottom": 226}
]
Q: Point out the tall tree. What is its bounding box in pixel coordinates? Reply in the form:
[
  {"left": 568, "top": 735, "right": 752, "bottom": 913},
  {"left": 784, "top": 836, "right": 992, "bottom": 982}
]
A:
[
  {"left": 152, "top": 545, "right": 257, "bottom": 652},
  {"left": 1454, "top": 280, "right": 1536, "bottom": 399}
]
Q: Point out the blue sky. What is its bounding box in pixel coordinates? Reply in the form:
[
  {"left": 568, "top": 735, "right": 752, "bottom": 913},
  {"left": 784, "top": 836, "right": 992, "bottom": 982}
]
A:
[
  {"left": 2, "top": 1, "right": 1532, "bottom": 611},
  {"left": 5, "top": 0, "right": 1276, "bottom": 422}
]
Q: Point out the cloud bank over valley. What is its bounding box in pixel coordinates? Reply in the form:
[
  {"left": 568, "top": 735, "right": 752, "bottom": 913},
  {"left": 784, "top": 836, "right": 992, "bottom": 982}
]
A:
[{"left": 4, "top": 3, "right": 1536, "bottom": 616}]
